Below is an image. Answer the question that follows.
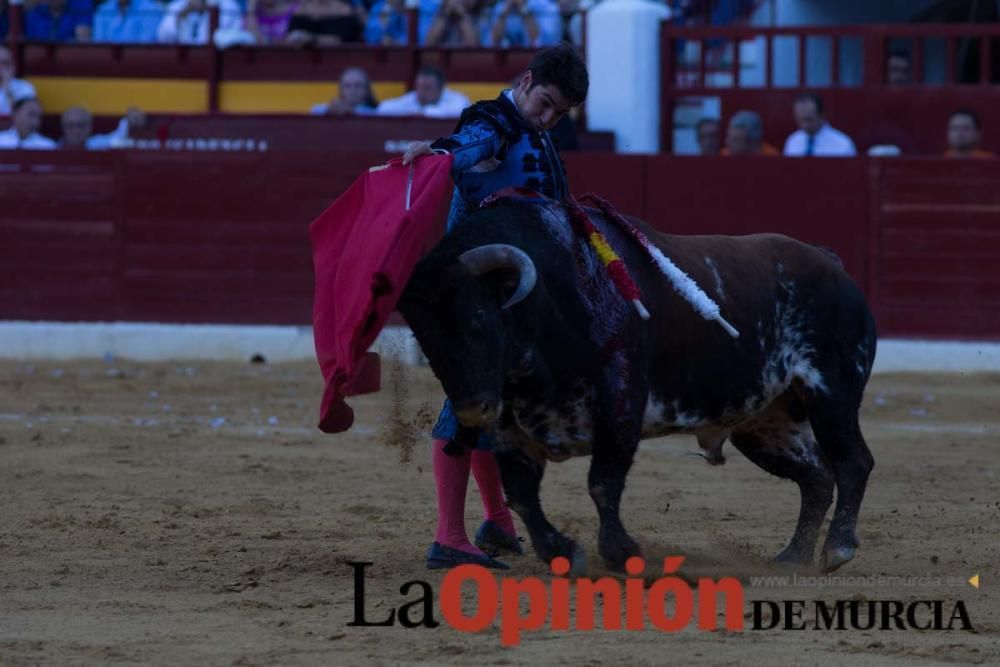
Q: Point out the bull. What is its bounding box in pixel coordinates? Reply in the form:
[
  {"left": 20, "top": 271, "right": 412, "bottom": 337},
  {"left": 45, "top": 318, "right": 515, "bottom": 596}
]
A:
[{"left": 398, "top": 197, "right": 877, "bottom": 574}]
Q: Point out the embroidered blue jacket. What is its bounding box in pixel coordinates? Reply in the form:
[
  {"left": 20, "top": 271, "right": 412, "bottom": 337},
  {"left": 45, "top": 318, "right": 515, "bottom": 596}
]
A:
[
  {"left": 430, "top": 90, "right": 569, "bottom": 230},
  {"left": 428, "top": 90, "right": 570, "bottom": 449}
]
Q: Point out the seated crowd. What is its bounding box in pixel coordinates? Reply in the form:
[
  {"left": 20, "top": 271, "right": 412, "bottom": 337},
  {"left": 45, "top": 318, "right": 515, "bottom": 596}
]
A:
[
  {"left": 0, "top": 0, "right": 588, "bottom": 47},
  {"left": 0, "top": 42, "right": 992, "bottom": 157},
  {"left": 0, "top": 45, "right": 481, "bottom": 148},
  {"left": 694, "top": 93, "right": 992, "bottom": 160},
  {"left": 694, "top": 53, "right": 994, "bottom": 159}
]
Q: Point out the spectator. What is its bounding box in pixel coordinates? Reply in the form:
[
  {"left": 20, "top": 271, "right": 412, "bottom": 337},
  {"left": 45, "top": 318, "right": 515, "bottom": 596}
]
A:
[
  {"left": 0, "top": 46, "right": 36, "bottom": 116},
  {"left": 118, "top": 105, "right": 150, "bottom": 140},
  {"left": 59, "top": 106, "right": 93, "bottom": 149},
  {"left": 157, "top": 0, "right": 243, "bottom": 45},
  {"left": 557, "top": 0, "right": 593, "bottom": 47},
  {"left": 850, "top": 50, "right": 916, "bottom": 154},
  {"left": 365, "top": 0, "right": 407, "bottom": 45},
  {"left": 424, "top": 0, "right": 484, "bottom": 47},
  {"left": 24, "top": 0, "right": 93, "bottom": 42},
  {"left": 722, "top": 110, "right": 778, "bottom": 156},
  {"left": 783, "top": 93, "right": 856, "bottom": 157},
  {"left": 245, "top": 0, "right": 298, "bottom": 44},
  {"left": 0, "top": 98, "right": 56, "bottom": 149},
  {"left": 93, "top": 0, "right": 164, "bottom": 43},
  {"left": 285, "top": 0, "right": 363, "bottom": 46},
  {"left": 484, "top": 0, "right": 561, "bottom": 47},
  {"left": 58, "top": 106, "right": 136, "bottom": 149},
  {"left": 694, "top": 116, "right": 719, "bottom": 155},
  {"left": 945, "top": 109, "right": 993, "bottom": 158},
  {"left": 886, "top": 49, "right": 912, "bottom": 85},
  {"left": 311, "top": 67, "right": 377, "bottom": 115},
  {"left": 376, "top": 66, "right": 470, "bottom": 118}
]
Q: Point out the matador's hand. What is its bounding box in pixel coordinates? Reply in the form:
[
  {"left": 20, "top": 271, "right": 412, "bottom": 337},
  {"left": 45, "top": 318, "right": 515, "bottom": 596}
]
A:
[{"left": 402, "top": 141, "right": 434, "bottom": 165}]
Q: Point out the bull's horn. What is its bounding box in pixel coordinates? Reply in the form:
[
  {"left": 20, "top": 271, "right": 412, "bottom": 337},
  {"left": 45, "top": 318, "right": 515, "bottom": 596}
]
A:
[{"left": 458, "top": 244, "right": 537, "bottom": 309}]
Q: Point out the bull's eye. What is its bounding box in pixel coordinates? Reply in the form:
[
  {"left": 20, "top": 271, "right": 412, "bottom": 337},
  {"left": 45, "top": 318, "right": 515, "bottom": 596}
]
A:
[{"left": 468, "top": 307, "right": 489, "bottom": 330}]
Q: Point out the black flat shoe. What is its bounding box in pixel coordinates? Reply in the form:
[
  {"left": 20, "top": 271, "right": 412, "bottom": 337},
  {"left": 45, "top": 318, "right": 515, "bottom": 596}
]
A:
[
  {"left": 474, "top": 520, "right": 525, "bottom": 555},
  {"left": 426, "top": 542, "right": 510, "bottom": 570}
]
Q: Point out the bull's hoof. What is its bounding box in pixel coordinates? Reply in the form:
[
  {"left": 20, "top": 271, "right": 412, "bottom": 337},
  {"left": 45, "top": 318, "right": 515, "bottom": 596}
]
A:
[
  {"left": 774, "top": 545, "right": 814, "bottom": 567},
  {"left": 474, "top": 520, "right": 525, "bottom": 555},
  {"left": 599, "top": 537, "right": 642, "bottom": 573},
  {"left": 821, "top": 545, "right": 856, "bottom": 573},
  {"left": 566, "top": 543, "right": 588, "bottom": 577},
  {"left": 535, "top": 533, "right": 585, "bottom": 574}
]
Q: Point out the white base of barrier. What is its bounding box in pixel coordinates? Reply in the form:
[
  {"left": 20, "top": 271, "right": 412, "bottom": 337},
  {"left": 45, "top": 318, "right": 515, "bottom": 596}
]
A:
[
  {"left": 0, "top": 321, "right": 998, "bottom": 373},
  {"left": 0, "top": 321, "right": 421, "bottom": 364}
]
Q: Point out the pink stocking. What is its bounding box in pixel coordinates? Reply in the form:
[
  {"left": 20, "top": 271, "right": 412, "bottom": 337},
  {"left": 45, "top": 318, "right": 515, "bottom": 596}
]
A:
[
  {"left": 432, "top": 438, "right": 484, "bottom": 555},
  {"left": 471, "top": 449, "right": 517, "bottom": 538}
]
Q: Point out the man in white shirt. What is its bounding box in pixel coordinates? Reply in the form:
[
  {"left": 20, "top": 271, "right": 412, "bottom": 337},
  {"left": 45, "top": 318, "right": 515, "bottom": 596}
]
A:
[
  {"left": 376, "top": 67, "right": 471, "bottom": 119},
  {"left": 0, "top": 98, "right": 57, "bottom": 149},
  {"left": 0, "top": 46, "right": 37, "bottom": 116},
  {"left": 59, "top": 106, "right": 134, "bottom": 150},
  {"left": 311, "top": 67, "right": 377, "bottom": 116},
  {"left": 783, "top": 93, "right": 856, "bottom": 157},
  {"left": 157, "top": 0, "right": 243, "bottom": 45}
]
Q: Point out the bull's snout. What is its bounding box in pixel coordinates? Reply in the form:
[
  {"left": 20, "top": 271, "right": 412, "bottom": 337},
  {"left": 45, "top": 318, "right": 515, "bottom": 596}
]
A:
[{"left": 453, "top": 396, "right": 500, "bottom": 427}]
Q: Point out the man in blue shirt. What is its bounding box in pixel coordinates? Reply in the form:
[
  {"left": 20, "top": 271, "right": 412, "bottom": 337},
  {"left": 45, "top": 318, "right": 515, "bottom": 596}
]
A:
[
  {"left": 483, "top": 0, "right": 562, "bottom": 47},
  {"left": 93, "top": 0, "right": 164, "bottom": 43},
  {"left": 402, "top": 44, "right": 588, "bottom": 570},
  {"left": 364, "top": 0, "right": 408, "bottom": 45},
  {"left": 24, "top": 0, "right": 93, "bottom": 42}
]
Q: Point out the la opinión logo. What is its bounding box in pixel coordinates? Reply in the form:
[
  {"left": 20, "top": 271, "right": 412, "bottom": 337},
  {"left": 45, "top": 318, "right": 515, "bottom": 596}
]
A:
[
  {"left": 348, "top": 556, "right": 744, "bottom": 646},
  {"left": 347, "top": 558, "right": 977, "bottom": 645}
]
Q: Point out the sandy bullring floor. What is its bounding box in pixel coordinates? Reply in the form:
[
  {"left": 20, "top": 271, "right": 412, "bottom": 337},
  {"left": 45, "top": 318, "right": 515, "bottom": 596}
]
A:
[{"left": 1, "top": 360, "right": 999, "bottom": 665}]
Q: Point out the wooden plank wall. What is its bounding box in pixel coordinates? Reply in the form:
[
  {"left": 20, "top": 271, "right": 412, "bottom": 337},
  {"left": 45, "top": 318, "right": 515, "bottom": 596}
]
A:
[
  {"left": 2, "top": 153, "right": 997, "bottom": 339},
  {"left": 872, "top": 158, "right": 1000, "bottom": 338}
]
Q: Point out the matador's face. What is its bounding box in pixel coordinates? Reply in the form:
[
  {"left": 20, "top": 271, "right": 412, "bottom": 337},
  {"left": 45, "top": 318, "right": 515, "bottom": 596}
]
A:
[{"left": 515, "top": 72, "right": 574, "bottom": 131}]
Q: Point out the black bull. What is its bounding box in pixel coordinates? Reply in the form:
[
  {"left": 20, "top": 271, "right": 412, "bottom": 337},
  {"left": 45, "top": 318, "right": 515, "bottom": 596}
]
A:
[{"left": 399, "top": 199, "right": 877, "bottom": 574}]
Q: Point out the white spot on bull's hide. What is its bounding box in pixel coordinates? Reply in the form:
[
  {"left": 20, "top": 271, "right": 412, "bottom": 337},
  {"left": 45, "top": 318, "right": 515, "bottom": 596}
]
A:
[
  {"left": 512, "top": 387, "right": 594, "bottom": 460},
  {"left": 672, "top": 401, "right": 709, "bottom": 428},
  {"left": 855, "top": 341, "right": 872, "bottom": 378},
  {"left": 760, "top": 281, "right": 829, "bottom": 396},
  {"left": 790, "top": 356, "right": 827, "bottom": 392},
  {"left": 704, "top": 257, "right": 726, "bottom": 301},
  {"left": 641, "top": 396, "right": 708, "bottom": 435},
  {"left": 642, "top": 395, "right": 666, "bottom": 429}
]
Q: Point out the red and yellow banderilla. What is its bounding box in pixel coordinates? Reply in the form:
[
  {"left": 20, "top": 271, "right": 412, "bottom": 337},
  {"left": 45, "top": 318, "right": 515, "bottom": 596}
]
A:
[{"left": 565, "top": 198, "right": 651, "bottom": 321}]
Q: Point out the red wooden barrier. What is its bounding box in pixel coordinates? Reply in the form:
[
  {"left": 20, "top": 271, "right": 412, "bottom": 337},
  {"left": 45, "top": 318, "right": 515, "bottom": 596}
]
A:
[
  {"left": 37, "top": 114, "right": 615, "bottom": 153},
  {"left": 871, "top": 158, "right": 1000, "bottom": 338},
  {"left": 641, "top": 155, "right": 870, "bottom": 283},
  {"left": 3, "top": 153, "right": 999, "bottom": 340}
]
